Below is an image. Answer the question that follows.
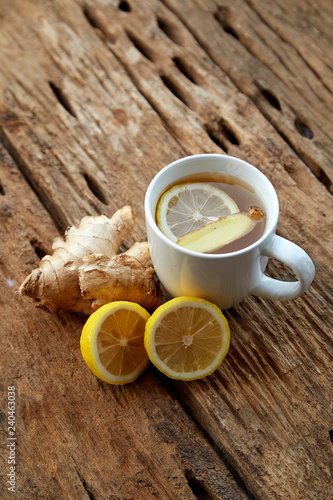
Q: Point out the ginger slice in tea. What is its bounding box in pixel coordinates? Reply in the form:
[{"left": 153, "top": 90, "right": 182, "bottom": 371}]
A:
[{"left": 177, "top": 207, "right": 265, "bottom": 253}]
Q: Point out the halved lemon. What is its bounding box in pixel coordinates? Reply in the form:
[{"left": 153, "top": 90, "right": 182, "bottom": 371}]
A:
[
  {"left": 144, "top": 297, "right": 230, "bottom": 381},
  {"left": 156, "top": 182, "right": 239, "bottom": 242},
  {"left": 80, "top": 301, "right": 150, "bottom": 385}
]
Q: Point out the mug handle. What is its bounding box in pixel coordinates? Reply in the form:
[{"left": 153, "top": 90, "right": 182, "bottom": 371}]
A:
[{"left": 251, "top": 235, "right": 315, "bottom": 301}]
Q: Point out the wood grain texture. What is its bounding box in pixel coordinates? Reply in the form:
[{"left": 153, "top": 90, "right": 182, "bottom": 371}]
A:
[
  {"left": 0, "top": 0, "right": 332, "bottom": 499},
  {"left": 163, "top": 0, "right": 333, "bottom": 190}
]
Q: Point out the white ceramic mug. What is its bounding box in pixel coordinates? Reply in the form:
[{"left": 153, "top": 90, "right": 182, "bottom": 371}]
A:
[{"left": 145, "top": 154, "right": 315, "bottom": 310}]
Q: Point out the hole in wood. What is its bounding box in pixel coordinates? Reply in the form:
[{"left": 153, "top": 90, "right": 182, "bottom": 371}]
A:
[
  {"left": 317, "top": 167, "right": 331, "bottom": 191},
  {"left": 160, "top": 74, "right": 188, "bottom": 106},
  {"left": 186, "top": 474, "right": 213, "bottom": 500},
  {"left": 82, "top": 6, "right": 116, "bottom": 43},
  {"left": 223, "top": 24, "right": 239, "bottom": 39},
  {"left": 205, "top": 124, "right": 228, "bottom": 153},
  {"left": 0, "top": 182, "right": 4, "bottom": 195},
  {"left": 157, "top": 15, "right": 184, "bottom": 45},
  {"left": 294, "top": 117, "right": 313, "bottom": 139},
  {"left": 118, "top": 1, "right": 131, "bottom": 12},
  {"left": 30, "top": 239, "right": 47, "bottom": 260},
  {"left": 261, "top": 89, "right": 281, "bottom": 111},
  {"left": 84, "top": 173, "right": 108, "bottom": 205},
  {"left": 2, "top": 203, "right": 11, "bottom": 217},
  {"left": 126, "top": 30, "right": 154, "bottom": 61},
  {"left": 82, "top": 6, "right": 99, "bottom": 29},
  {"left": 173, "top": 57, "right": 197, "bottom": 84},
  {"left": 205, "top": 120, "right": 239, "bottom": 150},
  {"left": 219, "top": 119, "right": 240, "bottom": 145},
  {"left": 214, "top": 12, "right": 239, "bottom": 40},
  {"left": 49, "top": 82, "right": 76, "bottom": 118},
  {"left": 329, "top": 429, "right": 333, "bottom": 444}
]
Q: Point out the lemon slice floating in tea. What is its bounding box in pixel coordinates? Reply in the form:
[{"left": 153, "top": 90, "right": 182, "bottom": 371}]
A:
[
  {"left": 80, "top": 301, "right": 150, "bottom": 385},
  {"left": 144, "top": 297, "right": 230, "bottom": 381},
  {"left": 156, "top": 182, "right": 239, "bottom": 242}
]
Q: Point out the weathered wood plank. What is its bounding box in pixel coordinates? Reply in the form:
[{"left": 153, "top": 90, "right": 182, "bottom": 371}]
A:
[{"left": 0, "top": 0, "right": 332, "bottom": 499}]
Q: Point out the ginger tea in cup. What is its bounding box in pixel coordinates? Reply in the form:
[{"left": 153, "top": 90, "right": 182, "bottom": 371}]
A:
[
  {"left": 155, "top": 172, "right": 266, "bottom": 254},
  {"left": 145, "top": 154, "right": 315, "bottom": 310}
]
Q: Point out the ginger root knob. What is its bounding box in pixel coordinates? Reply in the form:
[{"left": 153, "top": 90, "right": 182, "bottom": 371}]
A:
[{"left": 19, "top": 206, "right": 162, "bottom": 314}]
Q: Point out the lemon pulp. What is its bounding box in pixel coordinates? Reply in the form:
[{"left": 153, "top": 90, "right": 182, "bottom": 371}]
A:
[
  {"left": 156, "top": 182, "right": 239, "bottom": 242},
  {"left": 80, "top": 301, "right": 150, "bottom": 385},
  {"left": 144, "top": 297, "right": 230, "bottom": 381}
]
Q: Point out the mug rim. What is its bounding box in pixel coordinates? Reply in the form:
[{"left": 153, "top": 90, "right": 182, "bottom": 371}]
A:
[{"left": 145, "top": 154, "right": 279, "bottom": 258}]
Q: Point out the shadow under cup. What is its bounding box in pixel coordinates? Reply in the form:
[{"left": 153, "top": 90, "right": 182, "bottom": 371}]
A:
[{"left": 144, "top": 155, "right": 284, "bottom": 309}]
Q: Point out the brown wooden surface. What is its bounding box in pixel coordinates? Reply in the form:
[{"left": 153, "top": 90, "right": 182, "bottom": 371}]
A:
[{"left": 0, "top": 0, "right": 332, "bottom": 499}]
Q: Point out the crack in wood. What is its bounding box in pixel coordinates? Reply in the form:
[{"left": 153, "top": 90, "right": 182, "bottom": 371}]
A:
[
  {"left": 274, "top": 126, "right": 332, "bottom": 191},
  {"left": 30, "top": 238, "right": 47, "bottom": 260},
  {"left": 159, "top": 378, "right": 256, "bottom": 500},
  {"left": 204, "top": 123, "right": 228, "bottom": 153},
  {"left": 79, "top": 4, "right": 190, "bottom": 154},
  {"left": 49, "top": 81, "right": 77, "bottom": 118},
  {"left": 82, "top": 5, "right": 117, "bottom": 44},
  {"left": 243, "top": 0, "right": 333, "bottom": 96},
  {"left": 82, "top": 5, "right": 100, "bottom": 30},
  {"left": 204, "top": 118, "right": 240, "bottom": 153},
  {"left": 173, "top": 56, "right": 198, "bottom": 85},
  {"left": 160, "top": 73, "right": 190, "bottom": 107},
  {"left": 83, "top": 172, "right": 108, "bottom": 206},
  {"left": 103, "top": 48, "right": 189, "bottom": 155},
  {"left": 125, "top": 28, "right": 155, "bottom": 62},
  {"left": 214, "top": 10, "right": 239, "bottom": 41},
  {"left": 157, "top": 13, "right": 185, "bottom": 46},
  {"left": 260, "top": 88, "right": 281, "bottom": 111},
  {"left": 0, "top": 134, "right": 66, "bottom": 231},
  {"left": 185, "top": 472, "right": 218, "bottom": 500},
  {"left": 94, "top": 10, "right": 238, "bottom": 156},
  {"left": 75, "top": 467, "right": 97, "bottom": 500}
]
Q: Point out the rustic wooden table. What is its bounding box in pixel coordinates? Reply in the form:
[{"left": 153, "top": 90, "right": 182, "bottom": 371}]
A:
[{"left": 1, "top": 0, "right": 332, "bottom": 498}]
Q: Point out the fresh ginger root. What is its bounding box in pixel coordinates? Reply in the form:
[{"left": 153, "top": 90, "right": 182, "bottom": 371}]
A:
[{"left": 19, "top": 206, "right": 162, "bottom": 314}]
